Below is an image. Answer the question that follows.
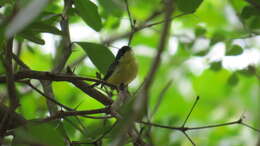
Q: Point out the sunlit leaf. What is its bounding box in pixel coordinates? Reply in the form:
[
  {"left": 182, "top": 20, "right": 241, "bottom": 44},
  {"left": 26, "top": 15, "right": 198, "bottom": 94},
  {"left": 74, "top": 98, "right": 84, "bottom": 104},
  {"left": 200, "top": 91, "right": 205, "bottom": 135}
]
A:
[
  {"left": 74, "top": 0, "right": 102, "bottom": 31},
  {"left": 176, "top": 0, "right": 203, "bottom": 12},
  {"left": 226, "top": 45, "right": 243, "bottom": 56},
  {"left": 5, "top": 0, "right": 49, "bottom": 37},
  {"left": 76, "top": 42, "right": 115, "bottom": 74}
]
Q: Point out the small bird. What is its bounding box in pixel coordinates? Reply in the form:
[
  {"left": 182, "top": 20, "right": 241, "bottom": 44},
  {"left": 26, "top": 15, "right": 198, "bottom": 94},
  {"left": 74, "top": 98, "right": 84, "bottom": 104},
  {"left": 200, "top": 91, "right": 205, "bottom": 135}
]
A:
[{"left": 103, "top": 46, "right": 138, "bottom": 87}]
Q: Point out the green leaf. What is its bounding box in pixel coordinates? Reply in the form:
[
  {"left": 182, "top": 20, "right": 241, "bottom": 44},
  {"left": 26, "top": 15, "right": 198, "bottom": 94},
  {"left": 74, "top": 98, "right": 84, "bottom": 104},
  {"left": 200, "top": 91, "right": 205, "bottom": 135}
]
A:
[
  {"left": 210, "top": 61, "right": 222, "bottom": 71},
  {"left": 76, "top": 42, "right": 115, "bottom": 74},
  {"left": 241, "top": 6, "right": 259, "bottom": 19},
  {"left": 27, "top": 22, "right": 63, "bottom": 35},
  {"left": 0, "top": 0, "right": 10, "bottom": 5},
  {"left": 249, "top": 16, "right": 260, "bottom": 29},
  {"left": 13, "top": 122, "right": 65, "bottom": 146},
  {"left": 210, "top": 32, "right": 225, "bottom": 45},
  {"left": 39, "top": 12, "right": 61, "bottom": 25},
  {"left": 227, "top": 73, "right": 239, "bottom": 86},
  {"left": 19, "top": 32, "right": 45, "bottom": 45},
  {"left": 176, "top": 0, "right": 203, "bottom": 13},
  {"left": 5, "top": 0, "right": 49, "bottom": 37},
  {"left": 237, "top": 66, "right": 256, "bottom": 77},
  {"left": 74, "top": 0, "right": 102, "bottom": 31},
  {"left": 226, "top": 45, "right": 243, "bottom": 56}
]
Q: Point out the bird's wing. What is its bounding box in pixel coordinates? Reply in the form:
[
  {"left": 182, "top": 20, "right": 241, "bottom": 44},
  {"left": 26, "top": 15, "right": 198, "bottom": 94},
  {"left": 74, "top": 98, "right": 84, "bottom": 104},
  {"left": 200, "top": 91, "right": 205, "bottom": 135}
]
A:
[
  {"left": 103, "top": 48, "right": 126, "bottom": 81},
  {"left": 103, "top": 60, "right": 119, "bottom": 81}
]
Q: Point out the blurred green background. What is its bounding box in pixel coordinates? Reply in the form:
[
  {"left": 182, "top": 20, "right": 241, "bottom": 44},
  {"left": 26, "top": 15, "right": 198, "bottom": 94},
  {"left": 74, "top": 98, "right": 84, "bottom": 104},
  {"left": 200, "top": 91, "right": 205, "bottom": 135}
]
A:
[{"left": 0, "top": 0, "right": 260, "bottom": 145}]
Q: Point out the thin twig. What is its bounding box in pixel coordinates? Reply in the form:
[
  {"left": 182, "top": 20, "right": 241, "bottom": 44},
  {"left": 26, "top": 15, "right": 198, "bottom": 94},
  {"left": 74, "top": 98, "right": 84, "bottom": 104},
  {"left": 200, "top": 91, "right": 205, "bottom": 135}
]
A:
[
  {"left": 12, "top": 52, "right": 30, "bottom": 69},
  {"left": 182, "top": 96, "right": 200, "bottom": 127},
  {"left": 102, "top": 10, "right": 192, "bottom": 45},
  {"left": 13, "top": 41, "right": 23, "bottom": 71},
  {"left": 69, "top": 54, "right": 87, "bottom": 68},
  {"left": 139, "top": 121, "right": 185, "bottom": 131},
  {"left": 150, "top": 80, "right": 172, "bottom": 118},
  {"left": 141, "top": 12, "right": 193, "bottom": 29},
  {"left": 124, "top": 0, "right": 135, "bottom": 45},
  {"left": 124, "top": 0, "right": 134, "bottom": 29},
  {"left": 57, "top": 121, "right": 71, "bottom": 145},
  {"left": 23, "top": 80, "right": 113, "bottom": 120},
  {"left": 240, "top": 122, "right": 260, "bottom": 133},
  {"left": 78, "top": 115, "right": 113, "bottom": 119},
  {"left": 33, "top": 107, "right": 111, "bottom": 123},
  {"left": 23, "top": 80, "right": 73, "bottom": 111},
  {"left": 183, "top": 132, "right": 196, "bottom": 146},
  {"left": 64, "top": 118, "right": 86, "bottom": 136},
  {"left": 102, "top": 9, "right": 162, "bottom": 45},
  {"left": 188, "top": 119, "right": 242, "bottom": 130},
  {"left": 52, "top": 2, "right": 72, "bottom": 73},
  {"left": 94, "top": 121, "right": 118, "bottom": 143},
  {"left": 138, "top": 118, "right": 260, "bottom": 132}
]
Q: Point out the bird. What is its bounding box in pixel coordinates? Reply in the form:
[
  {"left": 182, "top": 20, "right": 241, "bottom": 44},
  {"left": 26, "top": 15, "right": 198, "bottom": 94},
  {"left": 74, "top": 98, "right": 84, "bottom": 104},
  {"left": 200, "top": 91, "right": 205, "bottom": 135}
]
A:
[{"left": 103, "top": 46, "right": 138, "bottom": 87}]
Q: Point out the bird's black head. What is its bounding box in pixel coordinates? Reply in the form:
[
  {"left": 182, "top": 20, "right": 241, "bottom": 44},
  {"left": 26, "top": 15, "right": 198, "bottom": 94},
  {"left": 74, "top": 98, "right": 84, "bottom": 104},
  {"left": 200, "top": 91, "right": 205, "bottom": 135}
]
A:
[{"left": 115, "top": 46, "right": 131, "bottom": 60}]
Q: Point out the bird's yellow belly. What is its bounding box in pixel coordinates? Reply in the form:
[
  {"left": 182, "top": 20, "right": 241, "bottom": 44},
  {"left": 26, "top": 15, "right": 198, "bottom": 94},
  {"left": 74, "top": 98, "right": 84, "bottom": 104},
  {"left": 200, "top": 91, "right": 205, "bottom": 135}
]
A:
[{"left": 107, "top": 60, "right": 138, "bottom": 86}]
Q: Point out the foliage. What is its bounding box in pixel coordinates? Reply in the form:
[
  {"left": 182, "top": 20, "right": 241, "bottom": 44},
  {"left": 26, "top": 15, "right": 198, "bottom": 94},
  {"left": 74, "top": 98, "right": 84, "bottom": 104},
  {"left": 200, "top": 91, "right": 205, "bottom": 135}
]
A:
[{"left": 0, "top": 0, "right": 259, "bottom": 145}]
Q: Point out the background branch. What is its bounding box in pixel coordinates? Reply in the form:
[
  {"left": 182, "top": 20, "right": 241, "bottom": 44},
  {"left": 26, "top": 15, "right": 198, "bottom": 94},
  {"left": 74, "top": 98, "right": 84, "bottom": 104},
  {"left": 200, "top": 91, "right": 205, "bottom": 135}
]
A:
[
  {"left": 4, "top": 38, "right": 19, "bottom": 109},
  {"left": 41, "top": 0, "right": 73, "bottom": 115}
]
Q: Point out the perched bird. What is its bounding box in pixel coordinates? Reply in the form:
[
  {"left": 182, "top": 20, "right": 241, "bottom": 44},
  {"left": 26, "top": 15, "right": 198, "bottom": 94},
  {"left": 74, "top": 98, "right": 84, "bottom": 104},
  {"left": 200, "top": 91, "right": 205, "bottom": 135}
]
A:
[{"left": 103, "top": 46, "right": 138, "bottom": 87}]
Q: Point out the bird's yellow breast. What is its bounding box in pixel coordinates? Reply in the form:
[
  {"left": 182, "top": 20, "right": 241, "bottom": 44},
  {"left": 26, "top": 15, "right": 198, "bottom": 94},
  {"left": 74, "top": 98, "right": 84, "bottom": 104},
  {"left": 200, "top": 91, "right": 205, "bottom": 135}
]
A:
[{"left": 106, "top": 50, "right": 138, "bottom": 86}]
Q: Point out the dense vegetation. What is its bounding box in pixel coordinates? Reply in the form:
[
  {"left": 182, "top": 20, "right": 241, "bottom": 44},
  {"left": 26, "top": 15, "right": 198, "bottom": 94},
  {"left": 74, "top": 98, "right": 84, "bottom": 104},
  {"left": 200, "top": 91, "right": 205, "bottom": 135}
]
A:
[{"left": 0, "top": 0, "right": 260, "bottom": 145}]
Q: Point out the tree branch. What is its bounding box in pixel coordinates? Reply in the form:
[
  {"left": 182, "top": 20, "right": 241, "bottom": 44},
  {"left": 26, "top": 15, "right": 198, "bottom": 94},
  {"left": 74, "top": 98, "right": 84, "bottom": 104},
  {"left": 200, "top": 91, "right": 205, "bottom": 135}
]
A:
[
  {"left": 183, "top": 132, "right": 195, "bottom": 146},
  {"left": 4, "top": 38, "right": 19, "bottom": 109},
  {"left": 0, "top": 70, "right": 113, "bottom": 87},
  {"left": 134, "top": 0, "right": 175, "bottom": 121},
  {"left": 0, "top": 69, "right": 114, "bottom": 106},
  {"left": 182, "top": 96, "right": 200, "bottom": 127},
  {"left": 33, "top": 107, "right": 111, "bottom": 123},
  {"left": 139, "top": 118, "right": 260, "bottom": 144},
  {"left": 0, "top": 104, "right": 26, "bottom": 130}
]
